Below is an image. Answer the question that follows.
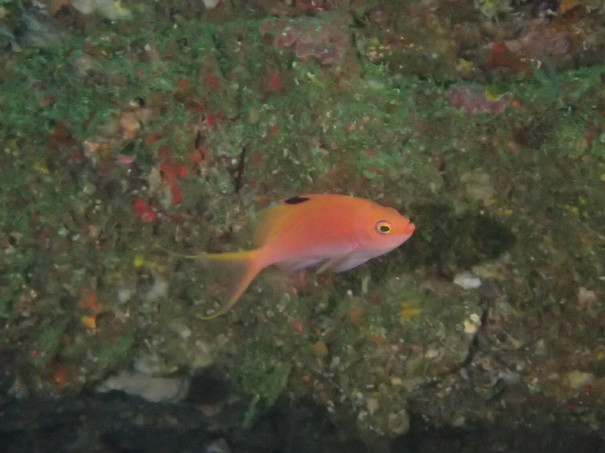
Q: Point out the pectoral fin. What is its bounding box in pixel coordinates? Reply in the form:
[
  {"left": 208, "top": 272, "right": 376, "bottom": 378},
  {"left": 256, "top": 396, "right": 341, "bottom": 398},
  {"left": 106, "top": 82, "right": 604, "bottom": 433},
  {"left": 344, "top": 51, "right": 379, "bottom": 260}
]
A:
[
  {"left": 317, "top": 251, "right": 381, "bottom": 273},
  {"left": 277, "top": 258, "right": 324, "bottom": 274}
]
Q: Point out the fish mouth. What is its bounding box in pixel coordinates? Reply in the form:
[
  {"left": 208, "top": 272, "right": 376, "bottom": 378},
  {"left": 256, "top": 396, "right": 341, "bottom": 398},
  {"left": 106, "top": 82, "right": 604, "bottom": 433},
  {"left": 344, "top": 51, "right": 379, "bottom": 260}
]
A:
[{"left": 403, "top": 221, "right": 415, "bottom": 235}]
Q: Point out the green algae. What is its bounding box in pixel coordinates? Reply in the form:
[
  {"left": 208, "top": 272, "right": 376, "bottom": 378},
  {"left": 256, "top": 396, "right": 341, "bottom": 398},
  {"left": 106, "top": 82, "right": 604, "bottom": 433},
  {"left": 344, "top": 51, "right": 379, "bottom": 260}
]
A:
[{"left": 235, "top": 349, "right": 291, "bottom": 428}]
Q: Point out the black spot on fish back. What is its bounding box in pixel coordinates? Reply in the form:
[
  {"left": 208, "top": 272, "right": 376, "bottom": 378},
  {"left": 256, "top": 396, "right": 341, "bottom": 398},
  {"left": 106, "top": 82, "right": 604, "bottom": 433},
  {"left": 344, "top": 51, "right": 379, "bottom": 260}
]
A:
[{"left": 284, "top": 196, "right": 310, "bottom": 205}]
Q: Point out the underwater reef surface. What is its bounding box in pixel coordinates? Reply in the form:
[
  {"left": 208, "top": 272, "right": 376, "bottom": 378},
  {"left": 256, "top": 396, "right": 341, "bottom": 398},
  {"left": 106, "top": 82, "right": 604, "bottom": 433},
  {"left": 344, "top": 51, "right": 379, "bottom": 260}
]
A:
[{"left": 1, "top": 1, "right": 605, "bottom": 451}]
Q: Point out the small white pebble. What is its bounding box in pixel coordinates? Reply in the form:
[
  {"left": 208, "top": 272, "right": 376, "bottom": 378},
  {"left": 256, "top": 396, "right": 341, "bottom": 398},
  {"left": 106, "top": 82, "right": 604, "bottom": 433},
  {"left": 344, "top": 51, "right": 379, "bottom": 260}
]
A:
[
  {"left": 453, "top": 271, "right": 482, "bottom": 290},
  {"left": 366, "top": 397, "right": 379, "bottom": 415},
  {"left": 425, "top": 348, "right": 440, "bottom": 359},
  {"left": 117, "top": 289, "right": 132, "bottom": 303},
  {"left": 463, "top": 313, "right": 482, "bottom": 334},
  {"left": 577, "top": 287, "right": 597, "bottom": 304},
  {"left": 390, "top": 377, "right": 403, "bottom": 386},
  {"left": 203, "top": 0, "right": 221, "bottom": 8}
]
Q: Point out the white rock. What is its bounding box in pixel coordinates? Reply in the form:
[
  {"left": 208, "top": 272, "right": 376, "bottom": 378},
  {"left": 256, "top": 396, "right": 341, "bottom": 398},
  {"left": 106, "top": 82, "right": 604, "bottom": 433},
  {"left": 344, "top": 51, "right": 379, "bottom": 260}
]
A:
[
  {"left": 97, "top": 371, "right": 190, "bottom": 403},
  {"left": 145, "top": 272, "right": 168, "bottom": 302},
  {"left": 453, "top": 271, "right": 482, "bottom": 290},
  {"left": 203, "top": 0, "right": 221, "bottom": 8},
  {"left": 578, "top": 287, "right": 597, "bottom": 305},
  {"left": 366, "top": 397, "right": 379, "bottom": 415}
]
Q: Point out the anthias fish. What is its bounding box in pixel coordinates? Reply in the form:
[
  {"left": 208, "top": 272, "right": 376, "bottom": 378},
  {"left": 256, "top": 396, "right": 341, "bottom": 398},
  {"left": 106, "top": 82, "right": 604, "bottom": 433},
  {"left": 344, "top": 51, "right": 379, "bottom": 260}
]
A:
[{"left": 192, "top": 194, "right": 415, "bottom": 319}]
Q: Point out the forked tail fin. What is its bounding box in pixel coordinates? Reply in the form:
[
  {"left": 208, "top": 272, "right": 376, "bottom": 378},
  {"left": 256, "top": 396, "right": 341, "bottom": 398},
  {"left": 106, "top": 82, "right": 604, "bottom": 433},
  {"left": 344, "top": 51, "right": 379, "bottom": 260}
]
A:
[{"left": 176, "top": 250, "right": 263, "bottom": 320}]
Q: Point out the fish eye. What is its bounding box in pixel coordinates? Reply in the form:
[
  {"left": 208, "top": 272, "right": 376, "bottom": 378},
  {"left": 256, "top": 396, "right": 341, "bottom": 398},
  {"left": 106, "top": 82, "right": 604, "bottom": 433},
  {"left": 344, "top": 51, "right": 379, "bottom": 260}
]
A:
[{"left": 375, "top": 220, "right": 391, "bottom": 234}]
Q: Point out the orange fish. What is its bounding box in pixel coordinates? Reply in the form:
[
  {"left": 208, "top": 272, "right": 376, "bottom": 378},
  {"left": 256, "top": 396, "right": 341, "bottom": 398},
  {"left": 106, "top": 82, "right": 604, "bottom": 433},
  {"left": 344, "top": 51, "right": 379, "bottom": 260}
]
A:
[{"left": 190, "top": 194, "right": 415, "bottom": 319}]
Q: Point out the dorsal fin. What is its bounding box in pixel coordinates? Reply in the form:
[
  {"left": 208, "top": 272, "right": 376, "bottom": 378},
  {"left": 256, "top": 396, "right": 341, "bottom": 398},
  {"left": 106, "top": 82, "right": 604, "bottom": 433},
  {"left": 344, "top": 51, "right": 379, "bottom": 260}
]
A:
[
  {"left": 254, "top": 195, "right": 311, "bottom": 246},
  {"left": 284, "top": 195, "right": 310, "bottom": 205}
]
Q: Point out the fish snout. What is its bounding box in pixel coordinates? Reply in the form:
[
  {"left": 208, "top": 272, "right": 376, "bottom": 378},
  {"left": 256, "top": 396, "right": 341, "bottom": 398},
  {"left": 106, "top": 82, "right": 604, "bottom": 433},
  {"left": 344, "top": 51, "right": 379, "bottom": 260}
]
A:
[{"left": 402, "top": 219, "right": 415, "bottom": 235}]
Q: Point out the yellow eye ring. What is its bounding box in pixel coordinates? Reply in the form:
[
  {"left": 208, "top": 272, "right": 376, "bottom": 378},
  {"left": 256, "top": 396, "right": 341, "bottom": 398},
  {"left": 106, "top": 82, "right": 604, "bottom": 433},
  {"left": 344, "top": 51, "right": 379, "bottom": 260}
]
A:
[{"left": 375, "top": 220, "right": 392, "bottom": 234}]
